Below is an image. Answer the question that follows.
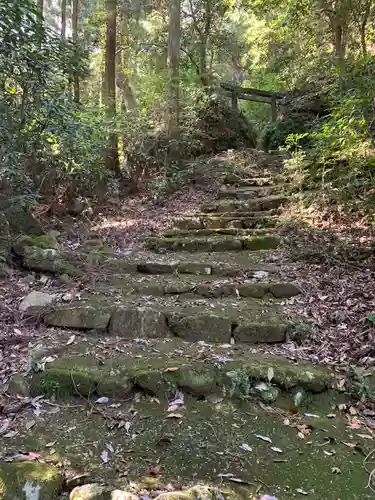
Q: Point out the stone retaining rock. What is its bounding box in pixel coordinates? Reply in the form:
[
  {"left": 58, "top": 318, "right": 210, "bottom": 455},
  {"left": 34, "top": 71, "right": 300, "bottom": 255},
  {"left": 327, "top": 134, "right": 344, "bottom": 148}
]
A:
[{"left": 0, "top": 461, "right": 63, "bottom": 499}]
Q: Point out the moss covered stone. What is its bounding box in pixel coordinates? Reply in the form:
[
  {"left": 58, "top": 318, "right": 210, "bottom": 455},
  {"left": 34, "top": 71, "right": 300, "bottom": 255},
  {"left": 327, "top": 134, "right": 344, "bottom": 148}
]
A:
[
  {"left": 109, "top": 307, "right": 169, "bottom": 338},
  {"left": 268, "top": 283, "right": 301, "bottom": 298},
  {"left": 0, "top": 461, "right": 63, "bottom": 500},
  {"left": 169, "top": 313, "right": 232, "bottom": 342},
  {"left": 233, "top": 321, "right": 288, "bottom": 343},
  {"left": 44, "top": 304, "right": 111, "bottom": 330},
  {"left": 32, "top": 356, "right": 134, "bottom": 398},
  {"left": 242, "top": 235, "right": 279, "bottom": 250},
  {"left": 13, "top": 234, "right": 58, "bottom": 256},
  {"left": 22, "top": 247, "right": 78, "bottom": 276}
]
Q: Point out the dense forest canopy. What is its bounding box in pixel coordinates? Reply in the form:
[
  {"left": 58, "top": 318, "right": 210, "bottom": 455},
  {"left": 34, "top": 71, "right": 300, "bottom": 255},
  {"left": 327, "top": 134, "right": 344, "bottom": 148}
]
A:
[{"left": 1, "top": 0, "right": 375, "bottom": 209}]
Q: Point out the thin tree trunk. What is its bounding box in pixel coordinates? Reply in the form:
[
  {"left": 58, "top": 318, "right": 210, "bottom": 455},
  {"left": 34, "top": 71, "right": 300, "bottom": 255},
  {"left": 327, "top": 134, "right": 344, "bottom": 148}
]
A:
[
  {"left": 72, "top": 0, "right": 80, "bottom": 103},
  {"left": 61, "top": 0, "right": 67, "bottom": 39},
  {"left": 38, "top": 0, "right": 44, "bottom": 19},
  {"left": 167, "top": 0, "right": 181, "bottom": 138},
  {"left": 104, "top": 0, "right": 119, "bottom": 174}
]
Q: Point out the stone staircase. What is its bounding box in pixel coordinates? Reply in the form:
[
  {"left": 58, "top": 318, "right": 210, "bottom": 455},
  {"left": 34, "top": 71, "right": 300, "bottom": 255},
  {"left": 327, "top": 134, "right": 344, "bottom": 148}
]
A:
[{"left": 41, "top": 171, "right": 298, "bottom": 346}]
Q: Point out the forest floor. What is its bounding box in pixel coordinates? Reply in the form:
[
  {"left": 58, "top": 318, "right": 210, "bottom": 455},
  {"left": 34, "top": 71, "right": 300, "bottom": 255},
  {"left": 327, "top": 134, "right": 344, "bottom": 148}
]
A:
[{"left": 1, "top": 149, "right": 375, "bottom": 499}]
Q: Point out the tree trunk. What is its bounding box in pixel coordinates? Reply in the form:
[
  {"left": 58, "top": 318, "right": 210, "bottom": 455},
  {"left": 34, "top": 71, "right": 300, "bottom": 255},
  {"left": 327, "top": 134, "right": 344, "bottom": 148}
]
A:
[
  {"left": 61, "top": 0, "right": 67, "bottom": 39},
  {"left": 72, "top": 0, "right": 80, "bottom": 103},
  {"left": 104, "top": 0, "right": 120, "bottom": 174},
  {"left": 38, "top": 0, "right": 44, "bottom": 19},
  {"left": 166, "top": 0, "right": 181, "bottom": 138}
]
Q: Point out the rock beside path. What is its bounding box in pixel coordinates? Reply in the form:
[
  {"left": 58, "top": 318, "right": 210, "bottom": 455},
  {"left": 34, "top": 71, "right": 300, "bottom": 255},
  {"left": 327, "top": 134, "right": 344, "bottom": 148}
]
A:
[{"left": 0, "top": 461, "right": 63, "bottom": 500}]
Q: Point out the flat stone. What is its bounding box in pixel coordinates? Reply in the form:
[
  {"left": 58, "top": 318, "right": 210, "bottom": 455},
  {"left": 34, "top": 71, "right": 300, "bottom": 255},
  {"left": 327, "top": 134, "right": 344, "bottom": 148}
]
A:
[
  {"left": 70, "top": 484, "right": 109, "bottom": 500},
  {"left": 7, "top": 374, "right": 30, "bottom": 397},
  {"left": 175, "top": 217, "right": 203, "bottom": 230},
  {"left": 111, "top": 492, "right": 139, "bottom": 500},
  {"left": 177, "top": 263, "right": 212, "bottom": 275},
  {"left": 44, "top": 305, "right": 111, "bottom": 330},
  {"left": 138, "top": 262, "right": 177, "bottom": 274},
  {"left": 234, "top": 322, "right": 288, "bottom": 343},
  {"left": 269, "top": 282, "right": 301, "bottom": 298},
  {"left": 22, "top": 247, "right": 78, "bottom": 276},
  {"left": 0, "top": 461, "right": 63, "bottom": 499},
  {"left": 169, "top": 313, "right": 232, "bottom": 342},
  {"left": 109, "top": 307, "right": 169, "bottom": 338},
  {"left": 19, "top": 290, "right": 55, "bottom": 312},
  {"left": 242, "top": 235, "right": 279, "bottom": 250}
]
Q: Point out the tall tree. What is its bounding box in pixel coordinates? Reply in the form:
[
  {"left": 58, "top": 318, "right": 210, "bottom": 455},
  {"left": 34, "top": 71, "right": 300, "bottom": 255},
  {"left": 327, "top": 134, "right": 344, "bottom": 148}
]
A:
[
  {"left": 61, "top": 0, "right": 67, "bottom": 39},
  {"left": 167, "top": 0, "right": 181, "bottom": 138},
  {"left": 72, "top": 0, "right": 80, "bottom": 102},
  {"left": 103, "top": 0, "right": 119, "bottom": 173}
]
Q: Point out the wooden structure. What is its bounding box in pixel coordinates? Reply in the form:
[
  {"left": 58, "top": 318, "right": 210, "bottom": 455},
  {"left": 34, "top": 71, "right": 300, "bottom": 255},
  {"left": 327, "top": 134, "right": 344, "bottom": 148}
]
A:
[{"left": 220, "top": 82, "right": 286, "bottom": 121}]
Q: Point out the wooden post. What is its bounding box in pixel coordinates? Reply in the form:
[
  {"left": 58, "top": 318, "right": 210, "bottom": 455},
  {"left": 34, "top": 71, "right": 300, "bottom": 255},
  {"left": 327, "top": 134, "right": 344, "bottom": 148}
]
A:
[
  {"left": 231, "top": 90, "right": 238, "bottom": 110},
  {"left": 271, "top": 95, "right": 277, "bottom": 121}
]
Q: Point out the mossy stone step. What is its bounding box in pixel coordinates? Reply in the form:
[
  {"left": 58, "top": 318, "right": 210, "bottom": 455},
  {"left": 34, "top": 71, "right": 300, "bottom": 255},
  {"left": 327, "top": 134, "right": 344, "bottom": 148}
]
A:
[
  {"left": 201, "top": 195, "right": 286, "bottom": 213},
  {"left": 163, "top": 228, "right": 271, "bottom": 237},
  {"left": 30, "top": 338, "right": 336, "bottom": 401},
  {"left": 223, "top": 175, "right": 274, "bottom": 186},
  {"left": 218, "top": 185, "right": 283, "bottom": 200},
  {"left": 174, "top": 214, "right": 279, "bottom": 230},
  {"left": 20, "top": 246, "right": 279, "bottom": 278},
  {"left": 44, "top": 296, "right": 290, "bottom": 343},
  {"left": 146, "top": 235, "right": 280, "bottom": 253},
  {"left": 98, "top": 273, "right": 300, "bottom": 299}
]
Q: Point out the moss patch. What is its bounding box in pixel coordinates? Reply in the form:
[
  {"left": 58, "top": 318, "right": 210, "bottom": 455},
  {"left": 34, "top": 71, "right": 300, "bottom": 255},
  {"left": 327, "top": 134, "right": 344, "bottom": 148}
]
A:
[{"left": 0, "top": 461, "right": 63, "bottom": 500}]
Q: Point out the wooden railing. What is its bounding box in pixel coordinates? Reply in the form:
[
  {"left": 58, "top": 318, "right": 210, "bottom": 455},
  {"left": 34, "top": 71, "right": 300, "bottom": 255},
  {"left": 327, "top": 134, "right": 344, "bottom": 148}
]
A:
[{"left": 220, "top": 82, "right": 287, "bottom": 121}]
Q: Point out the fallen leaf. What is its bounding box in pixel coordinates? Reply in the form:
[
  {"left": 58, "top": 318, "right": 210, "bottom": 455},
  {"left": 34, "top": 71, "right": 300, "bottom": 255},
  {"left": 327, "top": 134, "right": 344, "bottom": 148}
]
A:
[
  {"left": 25, "top": 420, "right": 36, "bottom": 430},
  {"left": 304, "top": 413, "right": 320, "bottom": 418},
  {"left": 260, "top": 496, "right": 279, "bottom": 500},
  {"left": 270, "top": 447, "right": 283, "bottom": 453},
  {"left": 323, "top": 450, "right": 336, "bottom": 456},
  {"left": 95, "top": 397, "right": 109, "bottom": 404},
  {"left": 218, "top": 473, "right": 234, "bottom": 478},
  {"left": 349, "top": 406, "right": 357, "bottom": 416},
  {"left": 101, "top": 450, "right": 109, "bottom": 464},
  {"left": 342, "top": 441, "right": 356, "bottom": 448},
  {"left": 3, "top": 431, "right": 18, "bottom": 438},
  {"left": 331, "top": 467, "right": 341, "bottom": 474},
  {"left": 239, "top": 443, "right": 252, "bottom": 452},
  {"left": 167, "top": 404, "right": 180, "bottom": 413},
  {"left": 356, "top": 434, "right": 373, "bottom": 440},
  {"left": 296, "top": 488, "right": 308, "bottom": 495},
  {"left": 326, "top": 413, "right": 336, "bottom": 418},
  {"left": 106, "top": 443, "right": 114, "bottom": 452},
  {"left": 166, "top": 412, "right": 183, "bottom": 419},
  {"left": 255, "top": 434, "right": 272, "bottom": 443},
  {"left": 45, "top": 441, "right": 56, "bottom": 448},
  {"left": 164, "top": 367, "right": 178, "bottom": 372},
  {"left": 43, "top": 356, "right": 56, "bottom": 363},
  {"left": 66, "top": 335, "right": 75, "bottom": 345},
  {"left": 348, "top": 417, "right": 361, "bottom": 429},
  {"left": 267, "top": 367, "right": 274, "bottom": 382},
  {"left": 283, "top": 418, "right": 290, "bottom": 426}
]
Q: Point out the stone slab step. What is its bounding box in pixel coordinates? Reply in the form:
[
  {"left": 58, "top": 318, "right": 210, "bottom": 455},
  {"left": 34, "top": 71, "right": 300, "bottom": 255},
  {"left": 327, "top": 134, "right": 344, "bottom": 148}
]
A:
[
  {"left": 201, "top": 195, "right": 287, "bottom": 213},
  {"left": 146, "top": 234, "right": 279, "bottom": 253},
  {"left": 44, "top": 296, "right": 290, "bottom": 344},
  {"left": 163, "top": 228, "right": 272, "bottom": 237},
  {"left": 223, "top": 175, "right": 275, "bottom": 186},
  {"left": 174, "top": 214, "right": 279, "bottom": 230},
  {"left": 93, "top": 273, "right": 300, "bottom": 299},
  {"left": 21, "top": 246, "right": 280, "bottom": 277},
  {"left": 217, "top": 185, "right": 284, "bottom": 200},
  {"left": 30, "top": 337, "right": 335, "bottom": 400}
]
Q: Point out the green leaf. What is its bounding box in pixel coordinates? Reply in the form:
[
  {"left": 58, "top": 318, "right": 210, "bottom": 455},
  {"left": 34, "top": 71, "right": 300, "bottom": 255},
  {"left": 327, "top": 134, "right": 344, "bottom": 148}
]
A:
[{"left": 367, "top": 315, "right": 375, "bottom": 324}]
